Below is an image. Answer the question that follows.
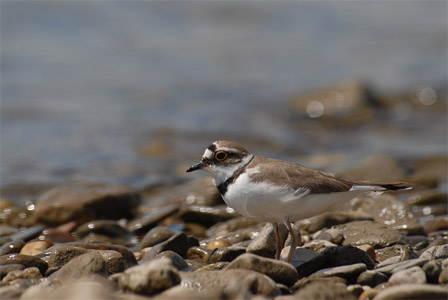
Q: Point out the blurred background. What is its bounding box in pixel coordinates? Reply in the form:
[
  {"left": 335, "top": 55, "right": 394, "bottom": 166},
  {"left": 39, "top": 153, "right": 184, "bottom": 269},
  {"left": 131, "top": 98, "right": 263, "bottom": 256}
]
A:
[{"left": 1, "top": 1, "right": 447, "bottom": 196}]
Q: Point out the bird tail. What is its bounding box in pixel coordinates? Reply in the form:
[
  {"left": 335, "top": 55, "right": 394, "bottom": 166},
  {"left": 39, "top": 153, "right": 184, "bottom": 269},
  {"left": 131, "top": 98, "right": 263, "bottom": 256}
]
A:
[{"left": 348, "top": 181, "right": 413, "bottom": 192}]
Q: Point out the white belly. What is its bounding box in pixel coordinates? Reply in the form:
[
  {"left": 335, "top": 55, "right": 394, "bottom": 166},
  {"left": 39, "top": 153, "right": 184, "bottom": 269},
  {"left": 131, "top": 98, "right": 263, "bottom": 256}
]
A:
[{"left": 221, "top": 173, "right": 360, "bottom": 222}]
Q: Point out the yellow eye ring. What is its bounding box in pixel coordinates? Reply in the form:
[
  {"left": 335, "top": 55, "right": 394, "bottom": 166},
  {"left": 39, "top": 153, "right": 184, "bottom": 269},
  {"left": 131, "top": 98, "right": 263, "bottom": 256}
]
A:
[{"left": 214, "top": 151, "right": 228, "bottom": 161}]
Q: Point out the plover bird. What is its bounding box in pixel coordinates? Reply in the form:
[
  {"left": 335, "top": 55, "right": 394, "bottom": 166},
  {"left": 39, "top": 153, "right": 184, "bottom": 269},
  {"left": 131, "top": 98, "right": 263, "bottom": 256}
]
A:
[{"left": 187, "top": 141, "right": 412, "bottom": 262}]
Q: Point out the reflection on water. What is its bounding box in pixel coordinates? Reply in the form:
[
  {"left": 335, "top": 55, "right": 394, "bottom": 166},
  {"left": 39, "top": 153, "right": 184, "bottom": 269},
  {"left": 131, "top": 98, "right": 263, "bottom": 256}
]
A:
[{"left": 1, "top": 1, "right": 447, "bottom": 188}]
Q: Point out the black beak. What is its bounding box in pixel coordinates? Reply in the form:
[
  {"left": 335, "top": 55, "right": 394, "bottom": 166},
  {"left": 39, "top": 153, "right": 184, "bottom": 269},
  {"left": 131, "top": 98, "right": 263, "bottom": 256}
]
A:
[{"left": 186, "top": 161, "right": 205, "bottom": 172}]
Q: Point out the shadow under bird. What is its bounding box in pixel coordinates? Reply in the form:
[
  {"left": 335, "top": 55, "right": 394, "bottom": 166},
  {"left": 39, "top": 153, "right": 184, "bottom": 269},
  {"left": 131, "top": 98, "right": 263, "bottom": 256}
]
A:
[{"left": 187, "top": 140, "right": 412, "bottom": 262}]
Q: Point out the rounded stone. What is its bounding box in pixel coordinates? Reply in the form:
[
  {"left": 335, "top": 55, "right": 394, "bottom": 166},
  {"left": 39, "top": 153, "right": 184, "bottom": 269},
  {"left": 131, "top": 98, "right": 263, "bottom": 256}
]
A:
[
  {"left": 388, "top": 266, "right": 426, "bottom": 285},
  {"left": 0, "top": 254, "right": 48, "bottom": 275},
  {"left": 139, "top": 226, "right": 175, "bottom": 250}
]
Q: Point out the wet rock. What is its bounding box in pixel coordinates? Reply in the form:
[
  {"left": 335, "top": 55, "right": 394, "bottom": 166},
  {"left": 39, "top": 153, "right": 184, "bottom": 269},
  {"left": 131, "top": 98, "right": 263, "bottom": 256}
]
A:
[
  {"left": 8, "top": 226, "right": 44, "bottom": 243},
  {"left": 422, "top": 260, "right": 442, "bottom": 283},
  {"left": 49, "top": 252, "right": 107, "bottom": 282},
  {"left": 373, "top": 284, "right": 448, "bottom": 300},
  {"left": 75, "top": 220, "right": 129, "bottom": 238},
  {"left": 226, "top": 253, "right": 298, "bottom": 286},
  {"left": 334, "top": 220, "right": 407, "bottom": 248},
  {"left": 246, "top": 223, "right": 288, "bottom": 259},
  {"left": 206, "top": 239, "right": 231, "bottom": 249},
  {"left": 139, "top": 226, "right": 175, "bottom": 250},
  {"left": 208, "top": 246, "right": 246, "bottom": 263},
  {"left": 186, "top": 246, "right": 212, "bottom": 263},
  {"left": 0, "top": 226, "right": 19, "bottom": 237},
  {"left": 117, "top": 259, "right": 180, "bottom": 295},
  {"left": 143, "top": 232, "right": 188, "bottom": 259},
  {"left": 97, "top": 250, "right": 125, "bottom": 274},
  {"left": 2, "top": 267, "right": 41, "bottom": 283},
  {"left": 127, "top": 205, "right": 178, "bottom": 234},
  {"left": 177, "top": 205, "right": 237, "bottom": 225},
  {"left": 0, "top": 206, "right": 35, "bottom": 228},
  {"left": 34, "top": 184, "right": 140, "bottom": 225},
  {"left": 20, "top": 240, "right": 52, "bottom": 256},
  {"left": 310, "top": 263, "right": 367, "bottom": 281},
  {"left": 153, "top": 251, "right": 189, "bottom": 271},
  {"left": 0, "top": 254, "right": 48, "bottom": 275},
  {"left": 47, "top": 245, "right": 90, "bottom": 268},
  {"left": 348, "top": 194, "right": 423, "bottom": 235},
  {"left": 66, "top": 242, "right": 137, "bottom": 268},
  {"left": 293, "top": 281, "right": 355, "bottom": 300},
  {"left": 321, "top": 245, "right": 375, "bottom": 269},
  {"left": 297, "top": 210, "right": 373, "bottom": 234},
  {"left": 419, "top": 244, "right": 448, "bottom": 260},
  {"left": 357, "top": 270, "right": 389, "bottom": 287},
  {"left": 39, "top": 222, "right": 77, "bottom": 243},
  {"left": 302, "top": 239, "right": 337, "bottom": 253},
  {"left": 180, "top": 269, "right": 279, "bottom": 297},
  {"left": 375, "top": 245, "right": 417, "bottom": 262},
  {"left": 389, "top": 266, "right": 426, "bottom": 285},
  {"left": 0, "top": 264, "right": 24, "bottom": 280},
  {"left": 0, "top": 240, "right": 25, "bottom": 256},
  {"left": 282, "top": 247, "right": 326, "bottom": 278}
]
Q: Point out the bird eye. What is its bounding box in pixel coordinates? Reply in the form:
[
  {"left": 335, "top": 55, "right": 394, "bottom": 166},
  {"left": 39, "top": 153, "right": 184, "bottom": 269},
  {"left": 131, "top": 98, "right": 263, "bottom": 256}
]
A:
[{"left": 214, "top": 151, "right": 228, "bottom": 161}]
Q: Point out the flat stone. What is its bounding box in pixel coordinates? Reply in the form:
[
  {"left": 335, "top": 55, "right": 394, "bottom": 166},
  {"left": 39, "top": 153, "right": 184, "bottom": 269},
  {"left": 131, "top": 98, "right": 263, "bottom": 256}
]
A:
[
  {"left": 180, "top": 269, "right": 279, "bottom": 297},
  {"left": 293, "top": 281, "right": 355, "bottom": 300},
  {"left": 419, "top": 244, "right": 448, "bottom": 260},
  {"left": 0, "top": 254, "right": 48, "bottom": 275},
  {"left": 310, "top": 263, "right": 367, "bottom": 281},
  {"left": 334, "top": 221, "right": 407, "bottom": 248},
  {"left": 127, "top": 205, "right": 178, "bottom": 234},
  {"left": 297, "top": 210, "right": 373, "bottom": 234},
  {"left": 226, "top": 253, "right": 298, "bottom": 287},
  {"left": 357, "top": 270, "right": 389, "bottom": 287},
  {"left": 321, "top": 245, "right": 375, "bottom": 269},
  {"left": 20, "top": 240, "right": 52, "bottom": 256},
  {"left": 143, "top": 232, "right": 188, "bottom": 259},
  {"left": 375, "top": 258, "right": 429, "bottom": 275},
  {"left": 348, "top": 194, "right": 423, "bottom": 235},
  {"left": 49, "top": 252, "right": 107, "bottom": 282},
  {"left": 75, "top": 220, "right": 129, "bottom": 238},
  {"left": 117, "top": 259, "right": 180, "bottom": 295},
  {"left": 0, "top": 285, "right": 23, "bottom": 300},
  {"left": 373, "top": 284, "right": 448, "bottom": 300},
  {"left": 34, "top": 184, "right": 140, "bottom": 225},
  {"left": 281, "top": 247, "right": 326, "bottom": 278},
  {"left": 389, "top": 266, "right": 426, "bottom": 285},
  {"left": 8, "top": 226, "right": 44, "bottom": 243},
  {"left": 177, "top": 205, "right": 237, "bottom": 225},
  {"left": 47, "top": 245, "right": 90, "bottom": 268},
  {"left": 139, "top": 226, "right": 175, "bottom": 250},
  {"left": 208, "top": 246, "right": 246, "bottom": 263},
  {"left": 246, "top": 223, "right": 288, "bottom": 259},
  {"left": 0, "top": 239, "right": 25, "bottom": 256},
  {"left": 96, "top": 250, "right": 125, "bottom": 274}
]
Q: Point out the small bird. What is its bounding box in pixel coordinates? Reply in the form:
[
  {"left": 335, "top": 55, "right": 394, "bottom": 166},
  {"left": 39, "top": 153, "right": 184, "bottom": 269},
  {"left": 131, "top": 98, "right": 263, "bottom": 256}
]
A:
[{"left": 187, "top": 141, "right": 412, "bottom": 262}]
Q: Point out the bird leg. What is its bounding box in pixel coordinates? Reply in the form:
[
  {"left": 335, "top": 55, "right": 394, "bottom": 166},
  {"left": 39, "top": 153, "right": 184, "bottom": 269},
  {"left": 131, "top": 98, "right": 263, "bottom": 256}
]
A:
[
  {"left": 283, "top": 220, "right": 299, "bottom": 263},
  {"left": 271, "top": 223, "right": 284, "bottom": 260}
]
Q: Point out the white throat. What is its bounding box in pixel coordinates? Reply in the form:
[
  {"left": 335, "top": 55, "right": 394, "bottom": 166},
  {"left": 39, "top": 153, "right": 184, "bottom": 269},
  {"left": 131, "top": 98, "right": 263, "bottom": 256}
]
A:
[{"left": 204, "top": 154, "right": 254, "bottom": 185}]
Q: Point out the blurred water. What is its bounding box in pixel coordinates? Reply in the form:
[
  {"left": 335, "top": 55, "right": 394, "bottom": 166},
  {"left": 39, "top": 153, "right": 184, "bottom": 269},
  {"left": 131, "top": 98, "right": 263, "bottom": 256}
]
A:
[{"left": 1, "top": 1, "right": 447, "bottom": 188}]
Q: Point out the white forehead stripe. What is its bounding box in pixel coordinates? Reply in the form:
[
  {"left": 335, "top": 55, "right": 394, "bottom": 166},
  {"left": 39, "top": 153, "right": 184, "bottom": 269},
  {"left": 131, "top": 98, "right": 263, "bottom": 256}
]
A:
[{"left": 203, "top": 148, "right": 213, "bottom": 159}]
